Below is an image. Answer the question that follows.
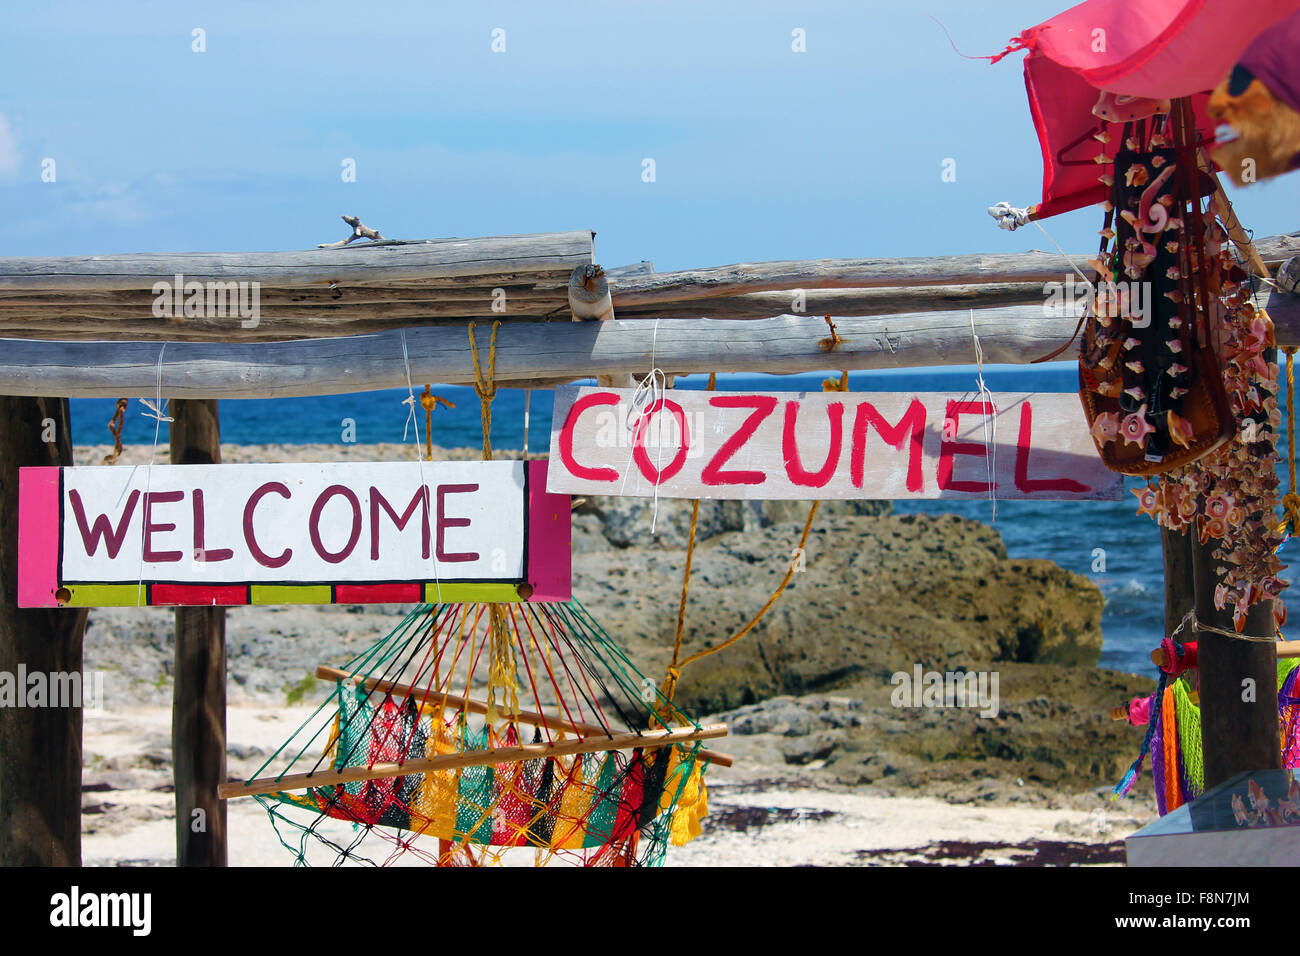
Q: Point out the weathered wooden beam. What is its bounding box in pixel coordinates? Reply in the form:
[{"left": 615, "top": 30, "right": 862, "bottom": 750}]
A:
[
  {"left": 604, "top": 261, "right": 654, "bottom": 278},
  {"left": 0, "top": 306, "right": 1067, "bottom": 396},
  {"left": 1162, "top": 527, "right": 1196, "bottom": 641},
  {"left": 0, "top": 282, "right": 1038, "bottom": 339},
  {"left": 0, "top": 396, "right": 87, "bottom": 865},
  {"left": 0, "top": 233, "right": 1293, "bottom": 340},
  {"left": 0, "top": 232, "right": 595, "bottom": 291},
  {"left": 607, "top": 232, "right": 1300, "bottom": 304},
  {"left": 615, "top": 282, "right": 1047, "bottom": 320},
  {"left": 1191, "top": 532, "right": 1281, "bottom": 788},
  {"left": 169, "top": 400, "right": 228, "bottom": 866},
  {"left": 1, "top": 290, "right": 1298, "bottom": 398}
]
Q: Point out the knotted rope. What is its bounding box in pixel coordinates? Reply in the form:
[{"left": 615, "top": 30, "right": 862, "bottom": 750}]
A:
[
  {"left": 419, "top": 385, "right": 455, "bottom": 463},
  {"left": 398, "top": 330, "right": 443, "bottom": 599},
  {"left": 102, "top": 398, "right": 128, "bottom": 465},
  {"left": 657, "top": 372, "right": 849, "bottom": 712},
  {"left": 468, "top": 321, "right": 517, "bottom": 722},
  {"left": 467, "top": 320, "right": 501, "bottom": 462}
]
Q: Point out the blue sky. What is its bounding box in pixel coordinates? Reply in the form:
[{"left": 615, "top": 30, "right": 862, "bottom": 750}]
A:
[{"left": 2, "top": 0, "right": 1296, "bottom": 269}]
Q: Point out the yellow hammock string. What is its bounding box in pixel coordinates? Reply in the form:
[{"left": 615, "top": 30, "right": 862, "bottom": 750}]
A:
[
  {"left": 419, "top": 385, "right": 456, "bottom": 462},
  {"left": 467, "top": 320, "right": 501, "bottom": 462},
  {"left": 659, "top": 371, "right": 850, "bottom": 709},
  {"left": 467, "top": 321, "right": 516, "bottom": 725}
]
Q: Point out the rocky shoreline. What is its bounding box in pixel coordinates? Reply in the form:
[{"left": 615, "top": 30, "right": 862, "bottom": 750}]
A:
[{"left": 74, "top": 443, "right": 1161, "bottom": 862}]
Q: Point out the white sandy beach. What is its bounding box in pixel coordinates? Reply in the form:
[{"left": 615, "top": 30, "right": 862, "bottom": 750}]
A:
[{"left": 80, "top": 703, "right": 1152, "bottom": 867}]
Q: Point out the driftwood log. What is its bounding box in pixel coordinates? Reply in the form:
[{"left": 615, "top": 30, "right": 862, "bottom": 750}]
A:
[{"left": 0, "top": 232, "right": 1292, "bottom": 341}]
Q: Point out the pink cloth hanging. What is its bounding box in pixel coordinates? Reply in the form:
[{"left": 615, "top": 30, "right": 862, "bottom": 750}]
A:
[{"left": 994, "top": 0, "right": 1300, "bottom": 218}]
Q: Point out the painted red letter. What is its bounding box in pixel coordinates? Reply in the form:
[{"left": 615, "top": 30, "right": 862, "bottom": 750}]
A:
[
  {"left": 632, "top": 399, "right": 690, "bottom": 484},
  {"left": 850, "top": 399, "right": 927, "bottom": 493},
  {"left": 1013, "top": 402, "right": 1089, "bottom": 494},
  {"left": 783, "top": 401, "right": 843, "bottom": 487},
  {"left": 558, "top": 392, "right": 620, "bottom": 482},
  {"left": 143, "top": 490, "right": 184, "bottom": 563},
  {"left": 192, "top": 489, "right": 234, "bottom": 563},
  {"left": 370, "top": 486, "right": 430, "bottom": 559},
  {"left": 702, "top": 395, "right": 777, "bottom": 486},
  {"left": 244, "top": 481, "right": 292, "bottom": 569},
  {"left": 436, "top": 484, "right": 480, "bottom": 563},
  {"left": 937, "top": 400, "right": 997, "bottom": 493},
  {"left": 68, "top": 488, "right": 140, "bottom": 559},
  {"left": 310, "top": 485, "right": 363, "bottom": 564}
]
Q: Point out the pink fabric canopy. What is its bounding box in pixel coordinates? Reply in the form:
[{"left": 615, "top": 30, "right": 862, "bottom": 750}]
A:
[{"left": 998, "top": 0, "right": 1300, "bottom": 218}]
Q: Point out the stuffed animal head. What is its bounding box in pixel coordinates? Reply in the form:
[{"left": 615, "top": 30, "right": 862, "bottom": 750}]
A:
[{"left": 1208, "top": 13, "right": 1300, "bottom": 185}]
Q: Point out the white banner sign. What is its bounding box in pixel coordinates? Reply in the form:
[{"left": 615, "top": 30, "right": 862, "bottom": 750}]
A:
[{"left": 547, "top": 386, "right": 1122, "bottom": 501}]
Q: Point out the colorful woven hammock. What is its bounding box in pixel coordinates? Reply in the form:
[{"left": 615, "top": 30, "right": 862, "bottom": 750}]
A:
[
  {"left": 230, "top": 600, "right": 719, "bottom": 867},
  {"left": 1121, "top": 658, "right": 1300, "bottom": 815}
]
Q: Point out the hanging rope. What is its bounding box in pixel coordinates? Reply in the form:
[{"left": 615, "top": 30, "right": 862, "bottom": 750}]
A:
[
  {"left": 419, "top": 385, "right": 455, "bottom": 463},
  {"left": 467, "top": 320, "right": 501, "bottom": 462},
  {"left": 662, "top": 373, "right": 716, "bottom": 714},
  {"left": 662, "top": 501, "right": 820, "bottom": 707},
  {"left": 102, "top": 398, "right": 128, "bottom": 465},
  {"left": 485, "top": 603, "right": 519, "bottom": 726},
  {"left": 658, "top": 372, "right": 848, "bottom": 709},
  {"left": 136, "top": 345, "right": 171, "bottom": 607},
  {"left": 1278, "top": 347, "right": 1300, "bottom": 540},
  {"left": 398, "top": 330, "right": 444, "bottom": 600}
]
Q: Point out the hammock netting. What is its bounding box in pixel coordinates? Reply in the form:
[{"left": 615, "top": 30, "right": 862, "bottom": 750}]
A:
[
  {"left": 1146, "top": 659, "right": 1300, "bottom": 814},
  {"left": 244, "top": 599, "right": 713, "bottom": 866}
]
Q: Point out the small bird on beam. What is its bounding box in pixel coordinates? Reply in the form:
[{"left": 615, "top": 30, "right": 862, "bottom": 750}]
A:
[{"left": 568, "top": 264, "right": 614, "bottom": 322}]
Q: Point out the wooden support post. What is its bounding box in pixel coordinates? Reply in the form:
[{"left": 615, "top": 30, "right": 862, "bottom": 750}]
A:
[
  {"left": 1191, "top": 533, "right": 1281, "bottom": 788},
  {"left": 1162, "top": 526, "right": 1196, "bottom": 641},
  {"left": 0, "top": 396, "right": 87, "bottom": 865},
  {"left": 169, "top": 399, "right": 228, "bottom": 866}
]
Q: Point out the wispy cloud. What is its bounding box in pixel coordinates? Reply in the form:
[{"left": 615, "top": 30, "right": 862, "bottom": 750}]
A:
[{"left": 0, "top": 114, "right": 19, "bottom": 179}]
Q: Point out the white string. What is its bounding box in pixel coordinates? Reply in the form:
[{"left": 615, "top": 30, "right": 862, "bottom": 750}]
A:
[
  {"left": 969, "top": 310, "right": 998, "bottom": 524},
  {"left": 619, "top": 318, "right": 668, "bottom": 533},
  {"left": 523, "top": 388, "right": 531, "bottom": 459},
  {"left": 1172, "top": 608, "right": 1279, "bottom": 644},
  {"left": 399, "top": 329, "right": 442, "bottom": 603},
  {"left": 1032, "top": 217, "right": 1097, "bottom": 297},
  {"left": 135, "top": 344, "right": 170, "bottom": 606}
]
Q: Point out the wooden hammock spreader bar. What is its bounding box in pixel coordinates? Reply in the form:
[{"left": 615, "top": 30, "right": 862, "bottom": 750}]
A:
[
  {"left": 1109, "top": 641, "right": 1299, "bottom": 718},
  {"left": 1110, "top": 691, "right": 1201, "bottom": 721},
  {"left": 217, "top": 722, "right": 729, "bottom": 799},
  {"left": 314, "top": 665, "right": 734, "bottom": 768},
  {"left": 1150, "top": 640, "right": 1300, "bottom": 669}
]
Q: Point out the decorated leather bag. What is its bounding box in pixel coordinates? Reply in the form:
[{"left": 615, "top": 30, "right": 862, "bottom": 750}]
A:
[{"left": 1078, "top": 102, "right": 1233, "bottom": 476}]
